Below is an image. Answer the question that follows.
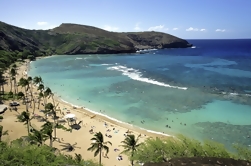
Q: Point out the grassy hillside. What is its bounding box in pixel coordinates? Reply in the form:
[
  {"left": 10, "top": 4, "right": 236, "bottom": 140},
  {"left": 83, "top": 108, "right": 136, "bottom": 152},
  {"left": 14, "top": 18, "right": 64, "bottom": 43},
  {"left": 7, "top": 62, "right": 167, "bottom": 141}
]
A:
[{"left": 0, "top": 21, "right": 191, "bottom": 55}]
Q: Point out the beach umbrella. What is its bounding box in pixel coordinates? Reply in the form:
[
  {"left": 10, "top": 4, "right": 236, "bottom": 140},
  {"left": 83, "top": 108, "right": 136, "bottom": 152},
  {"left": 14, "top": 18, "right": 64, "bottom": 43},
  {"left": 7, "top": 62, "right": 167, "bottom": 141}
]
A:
[{"left": 64, "top": 114, "right": 75, "bottom": 119}]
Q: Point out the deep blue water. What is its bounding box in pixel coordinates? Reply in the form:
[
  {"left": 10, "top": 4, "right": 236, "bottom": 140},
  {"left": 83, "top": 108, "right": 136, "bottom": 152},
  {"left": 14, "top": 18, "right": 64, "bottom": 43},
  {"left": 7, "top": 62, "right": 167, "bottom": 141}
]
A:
[{"left": 29, "top": 39, "right": 251, "bottom": 149}]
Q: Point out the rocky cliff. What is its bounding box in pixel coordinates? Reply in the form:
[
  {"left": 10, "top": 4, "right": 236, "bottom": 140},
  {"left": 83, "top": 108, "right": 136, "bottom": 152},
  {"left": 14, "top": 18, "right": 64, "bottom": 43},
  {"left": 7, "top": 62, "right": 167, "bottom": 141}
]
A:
[{"left": 0, "top": 21, "right": 192, "bottom": 55}]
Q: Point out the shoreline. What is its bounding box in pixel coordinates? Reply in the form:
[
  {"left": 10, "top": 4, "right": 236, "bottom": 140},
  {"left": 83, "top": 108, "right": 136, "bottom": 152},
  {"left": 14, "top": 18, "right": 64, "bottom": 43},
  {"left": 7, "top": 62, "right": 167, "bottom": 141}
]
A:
[
  {"left": 28, "top": 59, "right": 172, "bottom": 138},
  {"left": 57, "top": 97, "right": 172, "bottom": 138},
  {"left": 28, "top": 56, "right": 174, "bottom": 138}
]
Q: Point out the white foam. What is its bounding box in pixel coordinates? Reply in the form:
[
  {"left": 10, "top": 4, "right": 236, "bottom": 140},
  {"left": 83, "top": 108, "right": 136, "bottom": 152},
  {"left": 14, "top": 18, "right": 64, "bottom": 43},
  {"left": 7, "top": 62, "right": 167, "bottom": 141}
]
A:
[
  {"left": 59, "top": 98, "right": 134, "bottom": 127},
  {"left": 75, "top": 57, "right": 83, "bottom": 60},
  {"left": 191, "top": 46, "right": 196, "bottom": 48},
  {"left": 107, "top": 65, "right": 187, "bottom": 90},
  {"left": 136, "top": 48, "right": 158, "bottom": 53},
  {"left": 229, "top": 93, "right": 238, "bottom": 96},
  {"left": 101, "top": 64, "right": 112, "bottom": 66}
]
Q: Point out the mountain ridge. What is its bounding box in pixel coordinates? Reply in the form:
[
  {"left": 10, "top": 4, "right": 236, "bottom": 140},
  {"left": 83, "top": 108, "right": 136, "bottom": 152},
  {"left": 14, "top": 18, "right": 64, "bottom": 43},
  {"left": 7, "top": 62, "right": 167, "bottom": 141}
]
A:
[{"left": 0, "top": 21, "right": 192, "bottom": 55}]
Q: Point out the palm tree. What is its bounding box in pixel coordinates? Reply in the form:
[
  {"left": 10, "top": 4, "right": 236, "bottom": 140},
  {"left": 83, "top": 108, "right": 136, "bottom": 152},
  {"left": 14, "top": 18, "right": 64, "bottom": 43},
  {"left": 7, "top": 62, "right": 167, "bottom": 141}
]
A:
[
  {"left": 8, "top": 68, "right": 13, "bottom": 92},
  {"left": 10, "top": 66, "right": 17, "bottom": 95},
  {"left": 120, "top": 134, "right": 142, "bottom": 166},
  {"left": 27, "top": 76, "right": 35, "bottom": 113},
  {"left": 17, "top": 111, "right": 32, "bottom": 135},
  {"left": 0, "top": 71, "right": 6, "bottom": 102},
  {"left": 17, "top": 91, "right": 25, "bottom": 104},
  {"left": 45, "top": 102, "right": 58, "bottom": 139},
  {"left": 12, "top": 64, "right": 18, "bottom": 94},
  {"left": 33, "top": 76, "right": 43, "bottom": 85},
  {"left": 37, "top": 84, "right": 46, "bottom": 108},
  {"left": 87, "top": 131, "right": 112, "bottom": 166},
  {"left": 0, "top": 125, "right": 8, "bottom": 142},
  {"left": 18, "top": 77, "right": 29, "bottom": 112},
  {"left": 44, "top": 87, "right": 56, "bottom": 109},
  {"left": 28, "top": 128, "right": 48, "bottom": 146},
  {"left": 41, "top": 121, "right": 53, "bottom": 147},
  {"left": 37, "top": 92, "right": 44, "bottom": 109}
]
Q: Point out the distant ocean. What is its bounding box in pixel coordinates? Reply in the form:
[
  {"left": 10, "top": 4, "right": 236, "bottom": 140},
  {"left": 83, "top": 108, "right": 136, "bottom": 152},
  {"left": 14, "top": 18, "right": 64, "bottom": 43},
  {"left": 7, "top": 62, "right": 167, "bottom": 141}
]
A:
[{"left": 29, "top": 39, "right": 251, "bottom": 149}]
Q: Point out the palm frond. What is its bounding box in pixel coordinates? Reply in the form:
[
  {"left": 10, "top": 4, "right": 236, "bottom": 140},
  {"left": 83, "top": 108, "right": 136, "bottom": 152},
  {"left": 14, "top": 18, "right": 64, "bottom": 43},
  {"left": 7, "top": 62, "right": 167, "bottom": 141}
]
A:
[
  {"left": 105, "top": 141, "right": 112, "bottom": 146},
  {"left": 103, "top": 145, "right": 109, "bottom": 154},
  {"left": 121, "top": 148, "right": 131, "bottom": 154},
  {"left": 94, "top": 148, "right": 100, "bottom": 157},
  {"left": 87, "top": 144, "right": 97, "bottom": 151}
]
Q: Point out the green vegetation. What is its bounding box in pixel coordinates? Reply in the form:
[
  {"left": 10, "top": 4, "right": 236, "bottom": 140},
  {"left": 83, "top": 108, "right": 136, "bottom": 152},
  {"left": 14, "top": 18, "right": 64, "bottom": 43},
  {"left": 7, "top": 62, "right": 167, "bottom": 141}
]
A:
[
  {"left": 120, "top": 134, "right": 142, "bottom": 166},
  {"left": 0, "top": 141, "right": 99, "bottom": 166},
  {"left": 130, "top": 135, "right": 251, "bottom": 164}
]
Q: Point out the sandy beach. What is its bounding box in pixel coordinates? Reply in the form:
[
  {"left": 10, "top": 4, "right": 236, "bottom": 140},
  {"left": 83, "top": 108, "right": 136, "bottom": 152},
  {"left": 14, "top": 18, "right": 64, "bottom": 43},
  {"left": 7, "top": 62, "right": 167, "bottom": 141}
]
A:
[{"left": 1, "top": 59, "right": 170, "bottom": 166}]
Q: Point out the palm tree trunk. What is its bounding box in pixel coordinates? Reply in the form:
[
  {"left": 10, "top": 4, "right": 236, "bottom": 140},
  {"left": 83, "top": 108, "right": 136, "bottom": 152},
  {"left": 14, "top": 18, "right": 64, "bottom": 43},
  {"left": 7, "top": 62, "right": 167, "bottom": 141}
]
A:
[
  {"left": 53, "top": 118, "right": 57, "bottom": 139},
  {"left": 24, "top": 88, "right": 29, "bottom": 112},
  {"left": 10, "top": 79, "right": 12, "bottom": 92},
  {"left": 50, "top": 136, "right": 53, "bottom": 147},
  {"left": 26, "top": 121, "right": 30, "bottom": 135},
  {"left": 37, "top": 99, "right": 40, "bottom": 109},
  {"left": 14, "top": 78, "right": 17, "bottom": 96},
  {"left": 99, "top": 148, "right": 102, "bottom": 166},
  {"left": 131, "top": 151, "right": 134, "bottom": 166},
  {"left": 28, "top": 85, "right": 36, "bottom": 114}
]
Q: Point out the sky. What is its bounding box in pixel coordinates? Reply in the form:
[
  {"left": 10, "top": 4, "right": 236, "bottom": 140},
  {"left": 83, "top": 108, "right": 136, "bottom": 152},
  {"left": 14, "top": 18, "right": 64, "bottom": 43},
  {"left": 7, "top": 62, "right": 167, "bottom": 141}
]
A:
[{"left": 0, "top": 0, "right": 251, "bottom": 39}]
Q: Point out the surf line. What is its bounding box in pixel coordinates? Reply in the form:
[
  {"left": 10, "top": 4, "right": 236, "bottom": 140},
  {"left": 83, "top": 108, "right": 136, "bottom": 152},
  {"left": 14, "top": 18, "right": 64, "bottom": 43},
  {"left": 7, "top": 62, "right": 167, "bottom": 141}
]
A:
[{"left": 107, "top": 65, "right": 188, "bottom": 90}]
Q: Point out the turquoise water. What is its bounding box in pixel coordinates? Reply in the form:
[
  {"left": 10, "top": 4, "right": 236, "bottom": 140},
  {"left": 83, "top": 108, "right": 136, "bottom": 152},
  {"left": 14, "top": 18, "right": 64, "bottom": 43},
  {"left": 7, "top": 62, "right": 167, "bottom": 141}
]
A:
[{"left": 28, "top": 40, "right": 251, "bottom": 148}]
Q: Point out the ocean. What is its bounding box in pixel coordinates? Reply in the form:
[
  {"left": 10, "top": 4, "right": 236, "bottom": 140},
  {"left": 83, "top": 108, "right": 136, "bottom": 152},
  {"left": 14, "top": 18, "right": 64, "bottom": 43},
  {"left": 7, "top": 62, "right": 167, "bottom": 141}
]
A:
[{"left": 28, "top": 39, "right": 251, "bottom": 149}]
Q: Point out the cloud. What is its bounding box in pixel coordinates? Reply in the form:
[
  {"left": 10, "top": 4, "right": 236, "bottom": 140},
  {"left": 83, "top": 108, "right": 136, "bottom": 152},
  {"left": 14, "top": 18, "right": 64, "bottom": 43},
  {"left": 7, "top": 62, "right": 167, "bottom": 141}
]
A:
[
  {"left": 215, "top": 29, "right": 226, "bottom": 32},
  {"left": 103, "top": 25, "right": 119, "bottom": 31},
  {"left": 148, "top": 25, "right": 165, "bottom": 31},
  {"left": 134, "top": 22, "right": 141, "bottom": 31},
  {"left": 186, "top": 27, "right": 206, "bottom": 32},
  {"left": 186, "top": 27, "right": 199, "bottom": 31},
  {"left": 37, "top": 22, "right": 48, "bottom": 26},
  {"left": 172, "top": 28, "right": 178, "bottom": 30}
]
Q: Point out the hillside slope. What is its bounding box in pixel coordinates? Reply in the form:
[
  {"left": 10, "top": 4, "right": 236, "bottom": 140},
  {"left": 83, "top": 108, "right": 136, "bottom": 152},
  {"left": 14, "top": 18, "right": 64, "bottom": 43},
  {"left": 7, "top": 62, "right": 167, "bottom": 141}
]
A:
[{"left": 0, "top": 21, "right": 192, "bottom": 55}]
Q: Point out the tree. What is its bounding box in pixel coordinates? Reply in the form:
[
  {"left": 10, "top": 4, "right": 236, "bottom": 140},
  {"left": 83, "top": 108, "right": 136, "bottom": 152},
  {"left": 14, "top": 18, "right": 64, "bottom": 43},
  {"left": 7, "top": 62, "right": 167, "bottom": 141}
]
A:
[
  {"left": 27, "top": 55, "right": 35, "bottom": 61},
  {"left": 33, "top": 76, "right": 43, "bottom": 85},
  {"left": 17, "top": 91, "right": 25, "bottom": 104},
  {"left": 17, "top": 111, "right": 32, "bottom": 135},
  {"left": 10, "top": 64, "right": 18, "bottom": 95},
  {"left": 37, "top": 92, "right": 44, "bottom": 109},
  {"left": 37, "top": 84, "right": 45, "bottom": 108},
  {"left": 45, "top": 102, "right": 58, "bottom": 139},
  {"left": 0, "top": 125, "right": 8, "bottom": 142},
  {"left": 41, "top": 121, "right": 53, "bottom": 147},
  {"left": 0, "top": 71, "right": 6, "bottom": 102},
  {"left": 18, "top": 77, "right": 29, "bottom": 112},
  {"left": 87, "top": 132, "right": 112, "bottom": 166},
  {"left": 120, "top": 134, "right": 141, "bottom": 166},
  {"left": 28, "top": 128, "right": 48, "bottom": 146},
  {"left": 10, "top": 67, "right": 17, "bottom": 95},
  {"left": 44, "top": 87, "right": 56, "bottom": 109},
  {"left": 27, "top": 76, "right": 36, "bottom": 113}
]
